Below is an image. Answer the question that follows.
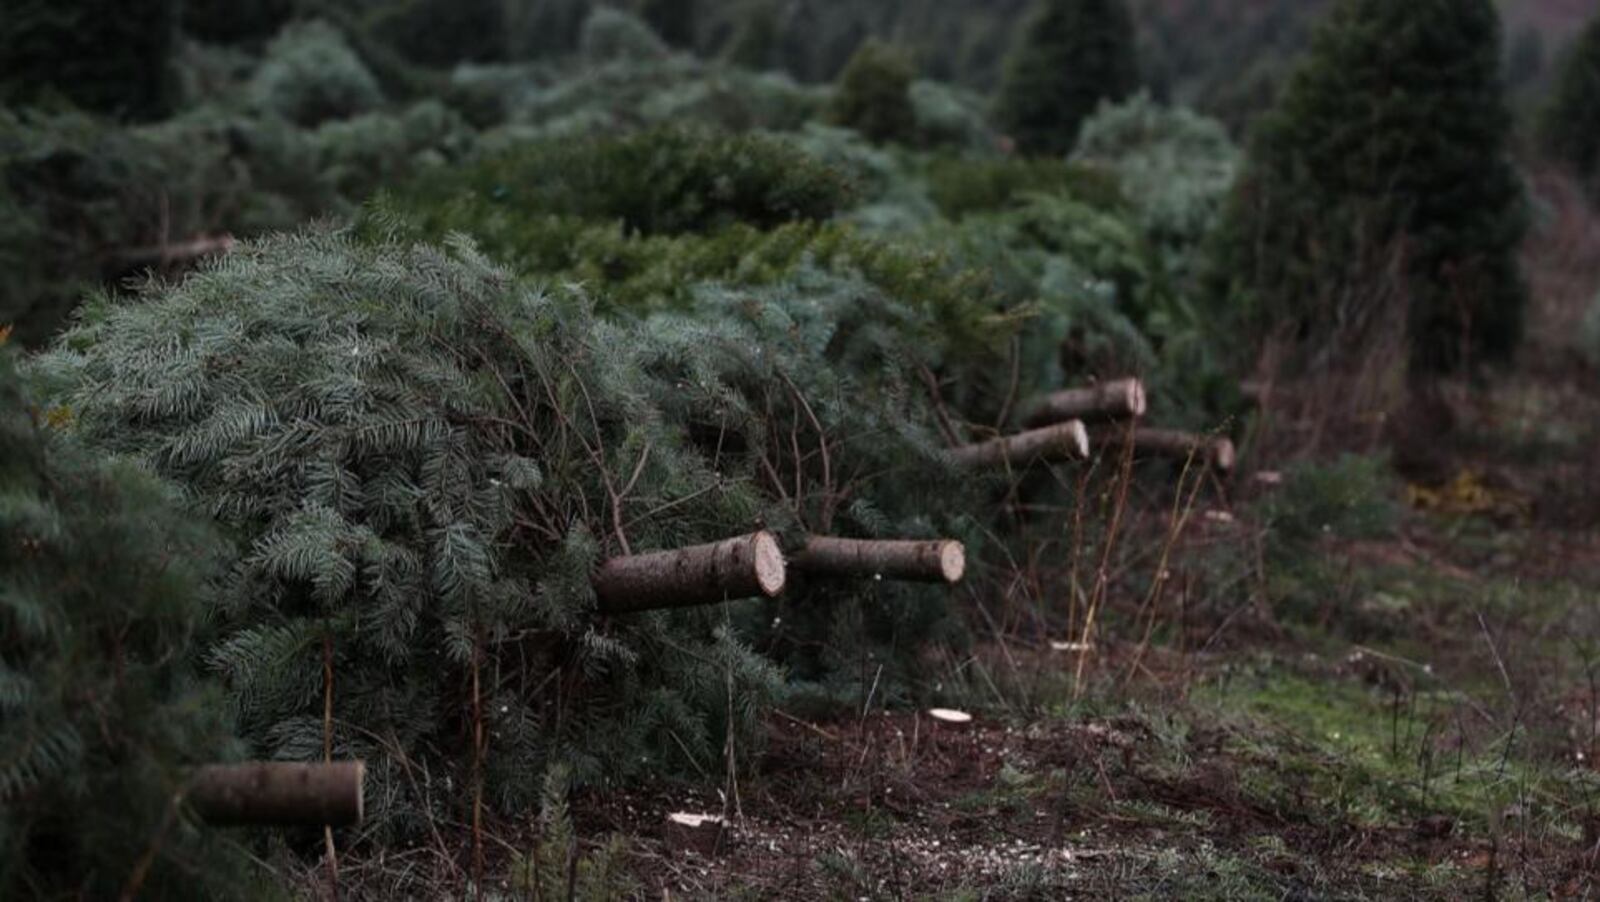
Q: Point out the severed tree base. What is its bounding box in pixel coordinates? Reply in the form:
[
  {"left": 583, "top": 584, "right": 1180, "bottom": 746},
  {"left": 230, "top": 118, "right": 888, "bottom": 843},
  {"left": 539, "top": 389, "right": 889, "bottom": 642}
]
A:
[
  {"left": 187, "top": 761, "right": 365, "bottom": 827},
  {"left": 791, "top": 537, "right": 965, "bottom": 584},
  {"left": 593, "top": 531, "right": 787, "bottom": 614}
]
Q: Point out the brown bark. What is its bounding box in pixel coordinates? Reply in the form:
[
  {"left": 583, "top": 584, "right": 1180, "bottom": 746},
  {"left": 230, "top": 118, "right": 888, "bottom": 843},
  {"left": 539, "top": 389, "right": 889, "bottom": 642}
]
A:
[
  {"left": 950, "top": 421, "right": 1090, "bottom": 470},
  {"left": 117, "top": 234, "right": 235, "bottom": 268},
  {"left": 1101, "top": 427, "right": 1237, "bottom": 472},
  {"left": 187, "top": 761, "right": 365, "bottom": 827},
  {"left": 593, "top": 531, "right": 786, "bottom": 614},
  {"left": 791, "top": 537, "right": 965, "bottom": 584},
  {"left": 1022, "top": 378, "right": 1146, "bottom": 427}
]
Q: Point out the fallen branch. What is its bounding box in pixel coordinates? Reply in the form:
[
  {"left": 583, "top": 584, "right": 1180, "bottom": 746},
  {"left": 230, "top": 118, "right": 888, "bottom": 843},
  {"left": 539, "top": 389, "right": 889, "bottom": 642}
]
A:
[
  {"left": 593, "top": 531, "right": 786, "bottom": 614},
  {"left": 1238, "top": 379, "right": 1273, "bottom": 408},
  {"left": 117, "top": 234, "right": 236, "bottom": 268},
  {"left": 950, "top": 421, "right": 1090, "bottom": 470},
  {"left": 1099, "top": 427, "right": 1236, "bottom": 472},
  {"left": 1022, "top": 378, "right": 1146, "bottom": 427},
  {"left": 791, "top": 537, "right": 965, "bottom": 584},
  {"left": 187, "top": 761, "right": 365, "bottom": 827}
]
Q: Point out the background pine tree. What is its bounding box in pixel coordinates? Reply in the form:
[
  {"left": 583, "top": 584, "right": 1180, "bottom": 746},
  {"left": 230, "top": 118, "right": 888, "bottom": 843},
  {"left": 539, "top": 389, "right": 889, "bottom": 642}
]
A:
[
  {"left": 994, "top": 0, "right": 1140, "bottom": 156},
  {"left": 830, "top": 40, "right": 919, "bottom": 146},
  {"left": 636, "top": 0, "right": 697, "bottom": 49},
  {"left": 0, "top": 0, "right": 177, "bottom": 120},
  {"left": 1208, "top": 0, "right": 1527, "bottom": 375},
  {"left": 0, "top": 347, "right": 262, "bottom": 899},
  {"left": 1540, "top": 12, "right": 1600, "bottom": 189}
]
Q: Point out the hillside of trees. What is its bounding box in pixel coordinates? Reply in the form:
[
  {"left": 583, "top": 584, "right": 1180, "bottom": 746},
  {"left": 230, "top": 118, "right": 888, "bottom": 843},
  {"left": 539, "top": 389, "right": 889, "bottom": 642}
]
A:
[{"left": 5, "top": 0, "right": 1600, "bottom": 897}]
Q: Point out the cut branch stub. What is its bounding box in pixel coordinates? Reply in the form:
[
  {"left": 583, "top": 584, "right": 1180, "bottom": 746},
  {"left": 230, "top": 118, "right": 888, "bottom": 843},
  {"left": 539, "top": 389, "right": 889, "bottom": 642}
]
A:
[
  {"left": 187, "top": 761, "right": 365, "bottom": 827},
  {"left": 950, "top": 421, "right": 1090, "bottom": 470},
  {"left": 1102, "top": 427, "right": 1236, "bottom": 472},
  {"left": 791, "top": 537, "right": 965, "bottom": 584},
  {"left": 593, "top": 531, "right": 786, "bottom": 614},
  {"left": 1022, "top": 378, "right": 1147, "bottom": 428}
]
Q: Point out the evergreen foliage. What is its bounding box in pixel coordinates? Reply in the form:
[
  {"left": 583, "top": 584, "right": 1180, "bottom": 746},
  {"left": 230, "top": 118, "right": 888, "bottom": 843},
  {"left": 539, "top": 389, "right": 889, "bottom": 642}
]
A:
[
  {"left": 994, "top": 0, "right": 1140, "bottom": 156},
  {"left": 250, "top": 20, "right": 386, "bottom": 126},
  {"left": 0, "top": 0, "right": 177, "bottom": 120},
  {"left": 1072, "top": 93, "right": 1239, "bottom": 279},
  {"left": 0, "top": 108, "right": 243, "bottom": 347},
  {"left": 580, "top": 7, "right": 672, "bottom": 65},
  {"left": 494, "top": 52, "right": 824, "bottom": 140},
  {"left": 1209, "top": 0, "right": 1528, "bottom": 374},
  {"left": 0, "top": 347, "right": 264, "bottom": 899},
  {"left": 1540, "top": 13, "right": 1600, "bottom": 188},
  {"left": 408, "top": 126, "right": 856, "bottom": 237},
  {"left": 830, "top": 41, "right": 918, "bottom": 146},
  {"left": 33, "top": 229, "right": 791, "bottom": 825}
]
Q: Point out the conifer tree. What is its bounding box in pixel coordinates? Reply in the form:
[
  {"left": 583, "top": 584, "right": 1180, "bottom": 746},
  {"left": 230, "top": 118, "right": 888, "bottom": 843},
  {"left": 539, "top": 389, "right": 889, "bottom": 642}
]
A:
[
  {"left": 0, "top": 347, "right": 261, "bottom": 899},
  {"left": 1541, "top": 13, "right": 1600, "bottom": 186},
  {"left": 1210, "top": 0, "right": 1527, "bottom": 374},
  {"left": 32, "top": 230, "right": 789, "bottom": 828},
  {"left": 994, "top": 0, "right": 1139, "bottom": 156},
  {"left": 0, "top": 0, "right": 177, "bottom": 120},
  {"left": 830, "top": 40, "right": 918, "bottom": 146},
  {"left": 637, "top": 0, "right": 696, "bottom": 49}
]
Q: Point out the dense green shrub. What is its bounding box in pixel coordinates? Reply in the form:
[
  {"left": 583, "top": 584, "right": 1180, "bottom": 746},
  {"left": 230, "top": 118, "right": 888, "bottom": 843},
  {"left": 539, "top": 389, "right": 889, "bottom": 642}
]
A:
[
  {"left": 310, "top": 100, "right": 475, "bottom": 201},
  {"left": 580, "top": 7, "right": 671, "bottom": 65},
  {"left": 494, "top": 53, "right": 825, "bottom": 139},
  {"left": 250, "top": 20, "right": 385, "bottom": 126},
  {"left": 411, "top": 126, "right": 856, "bottom": 237},
  {"left": 0, "top": 348, "right": 264, "bottom": 899},
  {"left": 830, "top": 41, "right": 918, "bottom": 146},
  {"left": 0, "top": 0, "right": 177, "bottom": 120},
  {"left": 1540, "top": 13, "right": 1600, "bottom": 187},
  {"left": 994, "top": 0, "right": 1139, "bottom": 156},
  {"left": 922, "top": 156, "right": 1123, "bottom": 220},
  {"left": 33, "top": 230, "right": 788, "bottom": 825},
  {"left": 0, "top": 109, "right": 244, "bottom": 347},
  {"left": 908, "top": 80, "right": 997, "bottom": 150},
  {"left": 1209, "top": 0, "right": 1527, "bottom": 374},
  {"left": 1261, "top": 454, "right": 1399, "bottom": 548},
  {"left": 1072, "top": 93, "right": 1239, "bottom": 276}
]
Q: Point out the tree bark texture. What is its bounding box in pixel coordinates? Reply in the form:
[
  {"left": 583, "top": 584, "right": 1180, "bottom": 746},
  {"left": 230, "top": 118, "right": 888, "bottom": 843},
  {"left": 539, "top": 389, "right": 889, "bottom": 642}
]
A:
[
  {"left": 790, "top": 537, "right": 965, "bottom": 584},
  {"left": 951, "top": 421, "right": 1090, "bottom": 469},
  {"left": 593, "top": 531, "right": 787, "bottom": 614},
  {"left": 1022, "top": 378, "right": 1146, "bottom": 427},
  {"left": 188, "top": 761, "right": 365, "bottom": 827},
  {"left": 1101, "top": 427, "right": 1237, "bottom": 472}
]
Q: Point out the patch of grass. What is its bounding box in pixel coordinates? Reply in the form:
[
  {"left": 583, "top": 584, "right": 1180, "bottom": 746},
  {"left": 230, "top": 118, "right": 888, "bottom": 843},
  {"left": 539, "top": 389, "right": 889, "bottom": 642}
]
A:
[{"left": 1194, "top": 666, "right": 1580, "bottom": 841}]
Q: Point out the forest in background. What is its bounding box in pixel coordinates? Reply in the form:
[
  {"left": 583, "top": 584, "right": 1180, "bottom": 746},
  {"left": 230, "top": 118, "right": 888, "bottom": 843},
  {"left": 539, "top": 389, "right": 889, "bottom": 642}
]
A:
[{"left": 5, "top": 0, "right": 1600, "bottom": 897}]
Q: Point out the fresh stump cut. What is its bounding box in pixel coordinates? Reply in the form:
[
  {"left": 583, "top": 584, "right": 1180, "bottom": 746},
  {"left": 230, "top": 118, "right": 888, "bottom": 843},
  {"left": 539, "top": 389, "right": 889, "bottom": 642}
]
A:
[
  {"left": 951, "top": 421, "right": 1090, "bottom": 469},
  {"left": 1022, "top": 378, "right": 1147, "bottom": 427}
]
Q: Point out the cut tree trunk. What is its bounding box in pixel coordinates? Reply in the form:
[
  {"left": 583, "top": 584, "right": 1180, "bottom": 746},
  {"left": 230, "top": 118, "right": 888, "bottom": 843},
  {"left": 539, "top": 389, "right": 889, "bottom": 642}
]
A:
[
  {"left": 187, "top": 761, "right": 365, "bottom": 827},
  {"left": 951, "top": 421, "right": 1090, "bottom": 470},
  {"left": 1100, "top": 426, "right": 1236, "bottom": 472},
  {"left": 791, "top": 537, "right": 965, "bottom": 584},
  {"left": 1022, "top": 378, "right": 1146, "bottom": 427},
  {"left": 117, "top": 234, "right": 235, "bottom": 268},
  {"left": 593, "top": 531, "right": 786, "bottom": 614}
]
